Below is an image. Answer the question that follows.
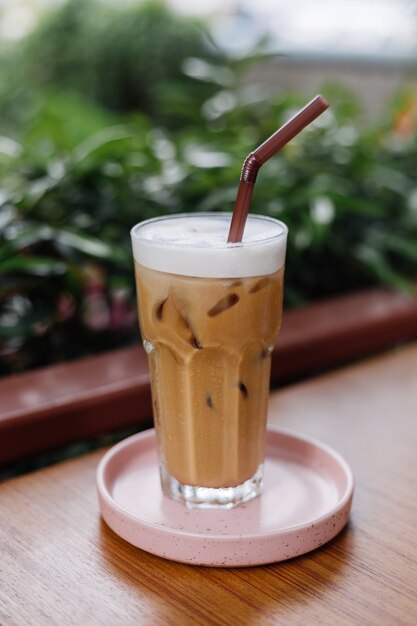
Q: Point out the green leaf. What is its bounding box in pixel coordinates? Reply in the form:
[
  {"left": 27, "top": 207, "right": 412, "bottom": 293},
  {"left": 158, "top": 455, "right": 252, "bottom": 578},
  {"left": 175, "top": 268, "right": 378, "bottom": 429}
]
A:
[
  {"left": 355, "top": 246, "right": 412, "bottom": 293},
  {"left": 378, "top": 233, "right": 417, "bottom": 263},
  {"left": 0, "top": 226, "right": 55, "bottom": 262},
  {"left": 0, "top": 256, "right": 67, "bottom": 276},
  {"left": 55, "top": 229, "right": 130, "bottom": 265},
  {"left": 0, "top": 136, "right": 22, "bottom": 158},
  {"left": 0, "top": 310, "right": 53, "bottom": 340},
  {"left": 72, "top": 126, "right": 134, "bottom": 164}
]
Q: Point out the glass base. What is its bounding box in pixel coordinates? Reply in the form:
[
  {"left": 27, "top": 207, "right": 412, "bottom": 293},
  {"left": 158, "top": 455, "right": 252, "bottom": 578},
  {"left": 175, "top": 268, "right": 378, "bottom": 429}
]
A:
[{"left": 160, "top": 463, "right": 264, "bottom": 510}]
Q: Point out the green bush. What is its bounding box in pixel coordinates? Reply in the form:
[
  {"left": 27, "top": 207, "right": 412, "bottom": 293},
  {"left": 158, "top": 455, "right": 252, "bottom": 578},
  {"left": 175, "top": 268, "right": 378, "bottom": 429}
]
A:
[
  {"left": 0, "top": 0, "right": 219, "bottom": 133},
  {"left": 1, "top": 76, "right": 417, "bottom": 375},
  {"left": 1, "top": 1, "right": 416, "bottom": 375}
]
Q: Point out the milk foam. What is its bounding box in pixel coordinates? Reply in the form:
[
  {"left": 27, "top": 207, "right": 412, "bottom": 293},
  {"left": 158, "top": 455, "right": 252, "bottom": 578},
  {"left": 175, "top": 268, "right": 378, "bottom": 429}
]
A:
[{"left": 131, "top": 213, "right": 287, "bottom": 278}]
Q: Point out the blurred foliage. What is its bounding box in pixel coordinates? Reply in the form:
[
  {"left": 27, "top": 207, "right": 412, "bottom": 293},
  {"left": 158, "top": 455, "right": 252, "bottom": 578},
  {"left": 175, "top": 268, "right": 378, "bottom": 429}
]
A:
[
  {"left": 0, "top": 0, "right": 220, "bottom": 133},
  {"left": 1, "top": 1, "right": 417, "bottom": 376}
]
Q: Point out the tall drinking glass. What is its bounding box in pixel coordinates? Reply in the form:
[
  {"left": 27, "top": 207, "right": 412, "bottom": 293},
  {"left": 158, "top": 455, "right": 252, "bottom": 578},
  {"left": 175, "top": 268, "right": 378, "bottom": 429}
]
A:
[{"left": 131, "top": 213, "right": 287, "bottom": 508}]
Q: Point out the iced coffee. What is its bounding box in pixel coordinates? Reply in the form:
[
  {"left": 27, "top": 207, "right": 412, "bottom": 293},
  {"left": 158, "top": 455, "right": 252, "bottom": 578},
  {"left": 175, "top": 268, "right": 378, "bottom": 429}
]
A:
[{"left": 131, "top": 213, "right": 287, "bottom": 508}]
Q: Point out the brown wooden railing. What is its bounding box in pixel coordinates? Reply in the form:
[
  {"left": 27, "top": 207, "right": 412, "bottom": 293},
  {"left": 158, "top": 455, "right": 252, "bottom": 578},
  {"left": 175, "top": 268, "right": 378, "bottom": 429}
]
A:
[{"left": 1, "top": 286, "right": 417, "bottom": 465}]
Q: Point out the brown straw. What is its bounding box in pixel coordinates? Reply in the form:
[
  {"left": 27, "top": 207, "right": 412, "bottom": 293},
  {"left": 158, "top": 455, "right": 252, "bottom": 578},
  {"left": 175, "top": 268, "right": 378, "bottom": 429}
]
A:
[{"left": 227, "top": 94, "right": 329, "bottom": 243}]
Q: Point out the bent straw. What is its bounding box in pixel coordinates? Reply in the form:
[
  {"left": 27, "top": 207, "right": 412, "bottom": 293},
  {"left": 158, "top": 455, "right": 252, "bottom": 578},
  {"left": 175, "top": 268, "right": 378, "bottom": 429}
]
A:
[{"left": 227, "top": 95, "right": 329, "bottom": 243}]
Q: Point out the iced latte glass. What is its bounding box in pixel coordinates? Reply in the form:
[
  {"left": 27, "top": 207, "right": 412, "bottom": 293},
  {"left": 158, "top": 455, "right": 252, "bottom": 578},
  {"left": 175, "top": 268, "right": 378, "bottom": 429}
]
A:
[{"left": 131, "top": 213, "right": 287, "bottom": 508}]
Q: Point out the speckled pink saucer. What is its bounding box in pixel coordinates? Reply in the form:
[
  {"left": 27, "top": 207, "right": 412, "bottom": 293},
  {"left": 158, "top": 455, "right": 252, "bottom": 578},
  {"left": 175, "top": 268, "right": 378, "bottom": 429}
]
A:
[{"left": 97, "top": 428, "right": 353, "bottom": 567}]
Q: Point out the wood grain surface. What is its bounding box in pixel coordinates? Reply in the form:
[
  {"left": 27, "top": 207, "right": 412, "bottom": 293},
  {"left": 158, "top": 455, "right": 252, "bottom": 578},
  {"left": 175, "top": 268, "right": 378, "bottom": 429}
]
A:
[{"left": 1, "top": 344, "right": 417, "bottom": 625}]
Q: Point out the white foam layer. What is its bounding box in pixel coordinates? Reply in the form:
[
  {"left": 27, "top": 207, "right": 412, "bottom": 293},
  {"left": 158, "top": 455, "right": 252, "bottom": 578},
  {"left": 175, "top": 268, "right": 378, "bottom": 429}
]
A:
[{"left": 131, "top": 213, "right": 287, "bottom": 278}]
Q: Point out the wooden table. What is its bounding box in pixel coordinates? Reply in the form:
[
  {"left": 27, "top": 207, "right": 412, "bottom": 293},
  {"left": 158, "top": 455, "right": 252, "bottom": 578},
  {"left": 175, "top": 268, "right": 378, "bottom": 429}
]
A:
[{"left": 1, "top": 344, "right": 417, "bottom": 625}]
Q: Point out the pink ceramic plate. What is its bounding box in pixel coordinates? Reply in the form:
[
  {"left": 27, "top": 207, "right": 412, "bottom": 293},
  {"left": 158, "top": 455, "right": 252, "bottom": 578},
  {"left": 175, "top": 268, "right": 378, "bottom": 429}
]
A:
[{"left": 97, "top": 428, "right": 353, "bottom": 567}]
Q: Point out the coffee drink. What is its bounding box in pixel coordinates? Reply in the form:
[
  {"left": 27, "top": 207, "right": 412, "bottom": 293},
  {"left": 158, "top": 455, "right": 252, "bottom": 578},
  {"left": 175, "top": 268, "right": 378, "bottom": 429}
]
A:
[{"left": 131, "top": 213, "right": 287, "bottom": 508}]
